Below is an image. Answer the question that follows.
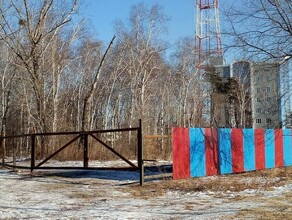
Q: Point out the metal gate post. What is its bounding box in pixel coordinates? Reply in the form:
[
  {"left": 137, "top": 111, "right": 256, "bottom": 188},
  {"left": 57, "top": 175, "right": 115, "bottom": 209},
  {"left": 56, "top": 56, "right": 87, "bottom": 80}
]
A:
[
  {"left": 138, "top": 119, "right": 144, "bottom": 185},
  {"left": 31, "top": 134, "right": 36, "bottom": 174},
  {"left": 13, "top": 144, "right": 16, "bottom": 172},
  {"left": 1, "top": 128, "right": 5, "bottom": 168},
  {"left": 83, "top": 134, "right": 89, "bottom": 168}
]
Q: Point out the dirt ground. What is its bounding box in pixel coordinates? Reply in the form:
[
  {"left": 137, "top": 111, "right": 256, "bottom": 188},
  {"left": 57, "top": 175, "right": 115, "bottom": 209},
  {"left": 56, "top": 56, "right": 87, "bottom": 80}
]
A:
[
  {"left": 0, "top": 163, "right": 291, "bottom": 219},
  {"left": 126, "top": 166, "right": 292, "bottom": 219}
]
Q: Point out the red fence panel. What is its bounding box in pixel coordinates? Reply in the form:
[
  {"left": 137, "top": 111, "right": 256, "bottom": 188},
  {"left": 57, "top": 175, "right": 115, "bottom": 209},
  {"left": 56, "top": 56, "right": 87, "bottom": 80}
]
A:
[
  {"left": 231, "top": 129, "right": 244, "bottom": 173},
  {"left": 255, "top": 129, "right": 266, "bottom": 170},
  {"left": 275, "top": 129, "right": 284, "bottom": 167},
  {"left": 172, "top": 128, "right": 190, "bottom": 179}
]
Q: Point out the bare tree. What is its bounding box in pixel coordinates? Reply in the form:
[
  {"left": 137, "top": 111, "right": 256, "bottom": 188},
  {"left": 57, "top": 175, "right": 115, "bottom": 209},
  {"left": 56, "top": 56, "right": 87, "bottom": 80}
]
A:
[
  {"left": 0, "top": 43, "right": 16, "bottom": 130},
  {"left": 81, "top": 36, "right": 115, "bottom": 131},
  {"left": 227, "top": 77, "right": 252, "bottom": 128},
  {"left": 171, "top": 37, "right": 204, "bottom": 127},
  {"left": 223, "top": 0, "right": 292, "bottom": 61},
  {"left": 114, "top": 3, "right": 168, "bottom": 133},
  {"left": 0, "top": 0, "right": 78, "bottom": 134},
  {"left": 46, "top": 26, "right": 82, "bottom": 133}
]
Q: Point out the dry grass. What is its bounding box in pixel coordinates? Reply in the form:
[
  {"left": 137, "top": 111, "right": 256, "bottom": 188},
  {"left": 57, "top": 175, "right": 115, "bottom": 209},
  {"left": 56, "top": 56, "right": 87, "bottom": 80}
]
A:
[
  {"left": 66, "top": 191, "right": 104, "bottom": 200},
  {"left": 11, "top": 134, "right": 173, "bottom": 162},
  {"left": 41, "top": 183, "right": 73, "bottom": 191},
  {"left": 125, "top": 167, "right": 292, "bottom": 198},
  {"left": 233, "top": 192, "right": 292, "bottom": 219},
  {"left": 123, "top": 167, "right": 292, "bottom": 219}
]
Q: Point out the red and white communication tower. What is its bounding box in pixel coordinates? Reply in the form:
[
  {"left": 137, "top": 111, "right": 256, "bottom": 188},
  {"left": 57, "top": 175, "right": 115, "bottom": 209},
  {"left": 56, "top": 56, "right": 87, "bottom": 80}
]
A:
[{"left": 195, "top": 0, "right": 223, "bottom": 67}]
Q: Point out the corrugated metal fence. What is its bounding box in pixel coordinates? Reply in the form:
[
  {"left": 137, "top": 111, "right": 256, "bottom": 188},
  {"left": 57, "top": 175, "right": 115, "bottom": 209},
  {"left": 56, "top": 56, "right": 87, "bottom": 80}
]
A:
[{"left": 172, "top": 128, "right": 292, "bottom": 179}]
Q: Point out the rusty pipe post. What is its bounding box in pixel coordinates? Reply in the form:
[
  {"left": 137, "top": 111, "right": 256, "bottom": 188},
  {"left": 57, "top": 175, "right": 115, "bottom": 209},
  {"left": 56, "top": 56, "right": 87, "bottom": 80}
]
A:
[
  {"left": 31, "top": 134, "right": 36, "bottom": 175},
  {"left": 138, "top": 119, "right": 144, "bottom": 185},
  {"left": 83, "top": 134, "right": 89, "bottom": 168},
  {"left": 12, "top": 144, "right": 16, "bottom": 172}
]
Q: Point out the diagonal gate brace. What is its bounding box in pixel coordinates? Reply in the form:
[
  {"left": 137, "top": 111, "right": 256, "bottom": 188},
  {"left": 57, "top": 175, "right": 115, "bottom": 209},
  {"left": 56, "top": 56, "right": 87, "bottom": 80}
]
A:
[{"left": 89, "top": 133, "right": 138, "bottom": 169}]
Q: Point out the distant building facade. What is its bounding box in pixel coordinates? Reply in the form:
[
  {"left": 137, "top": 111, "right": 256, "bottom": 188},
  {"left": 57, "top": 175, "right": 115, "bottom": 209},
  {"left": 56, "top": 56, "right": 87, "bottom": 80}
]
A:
[
  {"left": 279, "top": 58, "right": 292, "bottom": 128},
  {"left": 250, "top": 62, "right": 280, "bottom": 128},
  {"left": 210, "top": 60, "right": 286, "bottom": 129}
]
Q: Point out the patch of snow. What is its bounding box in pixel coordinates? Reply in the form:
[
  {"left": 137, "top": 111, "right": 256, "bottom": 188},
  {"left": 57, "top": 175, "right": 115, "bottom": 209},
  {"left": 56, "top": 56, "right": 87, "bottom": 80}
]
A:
[{"left": 0, "top": 161, "right": 291, "bottom": 219}]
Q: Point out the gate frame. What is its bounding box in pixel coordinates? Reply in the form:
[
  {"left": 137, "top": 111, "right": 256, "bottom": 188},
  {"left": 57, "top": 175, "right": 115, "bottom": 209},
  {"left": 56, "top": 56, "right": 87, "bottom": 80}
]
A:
[{"left": 1, "top": 119, "right": 144, "bottom": 185}]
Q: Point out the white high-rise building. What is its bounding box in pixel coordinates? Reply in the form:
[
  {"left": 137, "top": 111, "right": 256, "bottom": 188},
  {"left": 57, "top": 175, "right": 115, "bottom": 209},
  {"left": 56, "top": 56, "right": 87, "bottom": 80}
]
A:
[
  {"left": 211, "top": 60, "right": 291, "bottom": 129},
  {"left": 250, "top": 62, "right": 280, "bottom": 128},
  {"left": 279, "top": 58, "right": 292, "bottom": 128}
]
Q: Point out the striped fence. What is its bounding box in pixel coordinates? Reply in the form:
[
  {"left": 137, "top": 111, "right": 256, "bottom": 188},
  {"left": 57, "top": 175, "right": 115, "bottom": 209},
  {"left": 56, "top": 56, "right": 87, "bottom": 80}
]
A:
[{"left": 172, "top": 128, "right": 292, "bottom": 179}]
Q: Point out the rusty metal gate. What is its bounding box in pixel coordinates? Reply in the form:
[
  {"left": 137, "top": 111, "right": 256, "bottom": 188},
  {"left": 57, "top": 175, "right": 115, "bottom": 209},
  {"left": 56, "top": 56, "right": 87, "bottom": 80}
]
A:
[{"left": 1, "top": 120, "right": 144, "bottom": 185}]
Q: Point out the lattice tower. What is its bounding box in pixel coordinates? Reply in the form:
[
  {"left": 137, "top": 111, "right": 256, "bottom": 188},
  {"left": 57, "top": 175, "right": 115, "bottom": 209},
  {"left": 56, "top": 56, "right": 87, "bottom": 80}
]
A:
[{"left": 195, "top": 0, "right": 223, "bottom": 67}]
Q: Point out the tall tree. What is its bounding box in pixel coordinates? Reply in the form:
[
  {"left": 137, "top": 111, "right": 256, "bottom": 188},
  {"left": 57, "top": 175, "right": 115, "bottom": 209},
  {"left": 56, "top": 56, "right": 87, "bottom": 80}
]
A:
[
  {"left": 81, "top": 36, "right": 115, "bottom": 131},
  {"left": 0, "top": 43, "right": 16, "bottom": 130},
  {"left": 114, "top": 3, "right": 168, "bottom": 133},
  {"left": 171, "top": 37, "right": 204, "bottom": 127},
  {"left": 223, "top": 0, "right": 292, "bottom": 61},
  {"left": 0, "top": 0, "right": 78, "bottom": 133}
]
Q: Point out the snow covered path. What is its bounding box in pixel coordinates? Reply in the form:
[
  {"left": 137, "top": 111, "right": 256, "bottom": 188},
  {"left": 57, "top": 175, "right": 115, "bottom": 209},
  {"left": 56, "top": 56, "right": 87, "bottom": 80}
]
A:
[{"left": 0, "top": 168, "right": 291, "bottom": 219}]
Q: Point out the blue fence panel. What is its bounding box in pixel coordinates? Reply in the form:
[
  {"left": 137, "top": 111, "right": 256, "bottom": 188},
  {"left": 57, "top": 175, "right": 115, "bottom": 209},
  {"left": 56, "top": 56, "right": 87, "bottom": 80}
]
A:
[
  {"left": 265, "top": 129, "right": 275, "bottom": 168},
  {"left": 243, "top": 129, "right": 255, "bottom": 171},
  {"left": 218, "top": 128, "right": 232, "bottom": 174},
  {"left": 283, "top": 129, "right": 292, "bottom": 166},
  {"left": 190, "top": 128, "right": 206, "bottom": 177}
]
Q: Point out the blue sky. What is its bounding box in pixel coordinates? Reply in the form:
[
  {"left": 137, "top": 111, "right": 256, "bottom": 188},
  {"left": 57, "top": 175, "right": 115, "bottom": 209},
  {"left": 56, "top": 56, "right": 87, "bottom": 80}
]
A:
[{"left": 82, "top": 0, "right": 236, "bottom": 62}]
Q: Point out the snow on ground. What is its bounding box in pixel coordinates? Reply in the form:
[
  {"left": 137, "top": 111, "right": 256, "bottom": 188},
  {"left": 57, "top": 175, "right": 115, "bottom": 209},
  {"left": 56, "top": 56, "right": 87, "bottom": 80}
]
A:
[{"left": 0, "top": 160, "right": 291, "bottom": 219}]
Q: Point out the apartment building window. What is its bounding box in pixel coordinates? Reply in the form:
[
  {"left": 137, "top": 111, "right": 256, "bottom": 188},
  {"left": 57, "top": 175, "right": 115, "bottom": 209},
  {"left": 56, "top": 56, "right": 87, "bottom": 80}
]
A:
[
  {"left": 266, "top": 118, "right": 272, "bottom": 124},
  {"left": 265, "top": 87, "right": 271, "bottom": 92},
  {"left": 256, "top": 118, "right": 262, "bottom": 124},
  {"left": 256, "top": 87, "right": 261, "bottom": 93},
  {"left": 256, "top": 97, "right": 261, "bottom": 103},
  {"left": 265, "top": 97, "right": 271, "bottom": 102},
  {"left": 256, "top": 108, "right": 262, "bottom": 113},
  {"left": 266, "top": 108, "right": 271, "bottom": 114}
]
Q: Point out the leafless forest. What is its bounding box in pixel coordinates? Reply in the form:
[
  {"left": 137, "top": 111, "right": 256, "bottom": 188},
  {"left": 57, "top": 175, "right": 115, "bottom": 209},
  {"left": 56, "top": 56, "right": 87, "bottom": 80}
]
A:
[
  {"left": 0, "top": 0, "right": 291, "bottom": 160},
  {"left": 0, "top": 1, "right": 203, "bottom": 160}
]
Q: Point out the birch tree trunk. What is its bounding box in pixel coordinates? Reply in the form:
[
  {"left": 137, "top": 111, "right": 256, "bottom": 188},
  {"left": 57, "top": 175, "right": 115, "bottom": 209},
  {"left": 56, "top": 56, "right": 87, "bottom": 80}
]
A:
[{"left": 81, "top": 36, "right": 115, "bottom": 131}]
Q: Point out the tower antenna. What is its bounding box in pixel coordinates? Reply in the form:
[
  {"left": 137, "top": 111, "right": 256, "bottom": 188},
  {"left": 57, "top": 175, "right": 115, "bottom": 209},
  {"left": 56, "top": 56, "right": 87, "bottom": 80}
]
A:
[{"left": 195, "top": 0, "right": 223, "bottom": 67}]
